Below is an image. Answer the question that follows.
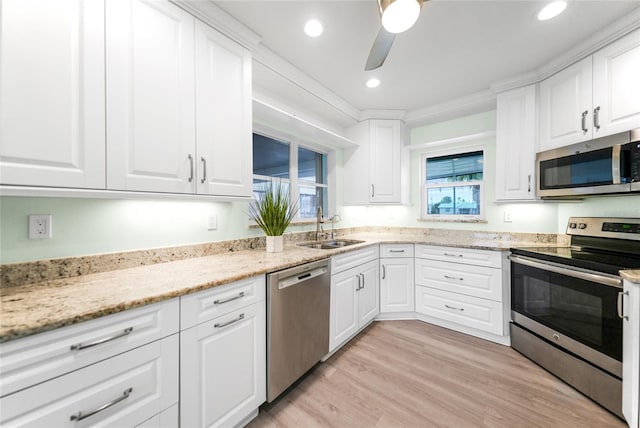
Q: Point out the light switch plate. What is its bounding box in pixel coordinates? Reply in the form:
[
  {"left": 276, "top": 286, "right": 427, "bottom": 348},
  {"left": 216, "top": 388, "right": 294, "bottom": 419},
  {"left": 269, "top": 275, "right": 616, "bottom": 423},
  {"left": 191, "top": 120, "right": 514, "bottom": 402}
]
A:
[{"left": 207, "top": 215, "right": 217, "bottom": 231}]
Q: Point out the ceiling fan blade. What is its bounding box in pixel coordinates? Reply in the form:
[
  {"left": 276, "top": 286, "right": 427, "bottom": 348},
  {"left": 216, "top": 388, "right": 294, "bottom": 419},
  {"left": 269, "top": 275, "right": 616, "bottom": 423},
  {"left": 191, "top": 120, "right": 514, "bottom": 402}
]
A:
[{"left": 364, "top": 27, "right": 395, "bottom": 71}]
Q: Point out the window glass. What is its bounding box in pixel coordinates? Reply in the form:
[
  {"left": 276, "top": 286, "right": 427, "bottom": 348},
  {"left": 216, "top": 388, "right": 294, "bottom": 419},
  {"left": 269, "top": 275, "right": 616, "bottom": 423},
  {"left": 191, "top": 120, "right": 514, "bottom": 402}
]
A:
[
  {"left": 299, "top": 185, "right": 327, "bottom": 219},
  {"left": 252, "top": 134, "right": 289, "bottom": 179},
  {"left": 298, "top": 147, "right": 327, "bottom": 184},
  {"left": 426, "top": 151, "right": 483, "bottom": 184}
]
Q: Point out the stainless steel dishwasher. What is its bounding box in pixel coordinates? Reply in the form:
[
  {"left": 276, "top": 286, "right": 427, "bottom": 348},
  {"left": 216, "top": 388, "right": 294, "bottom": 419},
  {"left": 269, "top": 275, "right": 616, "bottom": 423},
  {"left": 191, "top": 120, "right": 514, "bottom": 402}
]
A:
[{"left": 267, "top": 258, "right": 330, "bottom": 402}]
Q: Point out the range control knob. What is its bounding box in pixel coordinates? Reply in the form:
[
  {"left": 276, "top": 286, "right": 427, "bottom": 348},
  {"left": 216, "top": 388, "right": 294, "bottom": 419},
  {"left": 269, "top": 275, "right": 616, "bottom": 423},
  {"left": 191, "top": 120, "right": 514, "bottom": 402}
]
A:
[
  {"left": 569, "top": 223, "right": 577, "bottom": 229},
  {"left": 578, "top": 223, "right": 587, "bottom": 229}
]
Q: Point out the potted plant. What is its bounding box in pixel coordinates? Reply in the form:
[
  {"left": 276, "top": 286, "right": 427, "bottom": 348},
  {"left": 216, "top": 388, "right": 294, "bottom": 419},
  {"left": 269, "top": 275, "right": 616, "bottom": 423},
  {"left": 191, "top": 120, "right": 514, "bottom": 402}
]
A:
[{"left": 248, "top": 180, "right": 298, "bottom": 253}]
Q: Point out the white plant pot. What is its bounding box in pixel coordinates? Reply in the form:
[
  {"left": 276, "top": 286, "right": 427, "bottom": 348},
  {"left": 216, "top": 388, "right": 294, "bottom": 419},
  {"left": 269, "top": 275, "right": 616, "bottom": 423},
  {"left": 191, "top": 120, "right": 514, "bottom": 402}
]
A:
[{"left": 266, "top": 235, "right": 284, "bottom": 253}]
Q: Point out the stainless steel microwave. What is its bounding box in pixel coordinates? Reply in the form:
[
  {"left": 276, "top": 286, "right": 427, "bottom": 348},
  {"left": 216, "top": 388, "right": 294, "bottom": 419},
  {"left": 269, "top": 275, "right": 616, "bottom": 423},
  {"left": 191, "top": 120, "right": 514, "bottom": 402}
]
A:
[{"left": 536, "top": 128, "right": 640, "bottom": 198}]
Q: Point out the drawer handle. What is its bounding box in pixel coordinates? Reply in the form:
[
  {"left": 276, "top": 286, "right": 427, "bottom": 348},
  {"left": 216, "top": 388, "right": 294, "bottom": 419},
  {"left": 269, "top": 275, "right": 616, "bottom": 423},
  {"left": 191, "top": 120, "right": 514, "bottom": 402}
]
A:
[
  {"left": 444, "top": 275, "right": 463, "bottom": 281},
  {"left": 444, "top": 304, "right": 464, "bottom": 312},
  {"left": 214, "top": 313, "right": 245, "bottom": 329},
  {"left": 389, "top": 249, "right": 406, "bottom": 253},
  {"left": 70, "top": 387, "right": 133, "bottom": 421},
  {"left": 213, "top": 291, "right": 245, "bottom": 305},
  {"left": 70, "top": 327, "right": 133, "bottom": 351},
  {"left": 443, "top": 253, "right": 463, "bottom": 258}
]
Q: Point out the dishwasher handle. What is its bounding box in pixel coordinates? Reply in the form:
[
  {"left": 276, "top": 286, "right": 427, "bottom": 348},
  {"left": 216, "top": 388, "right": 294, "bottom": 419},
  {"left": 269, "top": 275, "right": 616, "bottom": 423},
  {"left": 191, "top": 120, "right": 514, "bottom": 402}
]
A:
[{"left": 278, "top": 266, "right": 329, "bottom": 290}]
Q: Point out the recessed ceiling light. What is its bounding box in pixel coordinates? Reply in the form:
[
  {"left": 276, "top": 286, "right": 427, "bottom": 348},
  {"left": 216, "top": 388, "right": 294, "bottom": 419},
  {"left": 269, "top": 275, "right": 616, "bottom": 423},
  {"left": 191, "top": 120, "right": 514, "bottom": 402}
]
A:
[
  {"left": 304, "top": 19, "right": 323, "bottom": 37},
  {"left": 366, "top": 78, "right": 381, "bottom": 88},
  {"left": 537, "top": 1, "right": 567, "bottom": 21}
]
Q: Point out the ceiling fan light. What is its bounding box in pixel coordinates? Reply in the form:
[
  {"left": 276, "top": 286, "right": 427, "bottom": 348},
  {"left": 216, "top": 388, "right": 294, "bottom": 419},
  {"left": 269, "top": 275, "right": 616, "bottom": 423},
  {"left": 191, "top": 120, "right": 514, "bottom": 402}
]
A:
[
  {"left": 304, "top": 19, "right": 323, "bottom": 37},
  {"left": 537, "top": 1, "right": 567, "bottom": 21},
  {"left": 366, "top": 78, "right": 381, "bottom": 88},
  {"left": 380, "top": 0, "right": 422, "bottom": 34}
]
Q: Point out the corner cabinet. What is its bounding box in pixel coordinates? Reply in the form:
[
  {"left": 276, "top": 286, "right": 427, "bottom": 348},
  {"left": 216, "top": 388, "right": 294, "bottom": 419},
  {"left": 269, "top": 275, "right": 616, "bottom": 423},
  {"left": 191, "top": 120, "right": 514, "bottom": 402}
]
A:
[
  {"left": 379, "top": 244, "right": 415, "bottom": 314},
  {"left": 539, "top": 29, "right": 640, "bottom": 151},
  {"left": 495, "top": 85, "right": 537, "bottom": 201},
  {"left": 330, "top": 246, "right": 380, "bottom": 352},
  {"left": 106, "top": 0, "right": 253, "bottom": 197},
  {"left": 179, "top": 276, "right": 266, "bottom": 428},
  {"left": 0, "top": 0, "right": 106, "bottom": 189},
  {"left": 623, "top": 278, "right": 640, "bottom": 428},
  {"left": 344, "top": 120, "right": 409, "bottom": 205}
]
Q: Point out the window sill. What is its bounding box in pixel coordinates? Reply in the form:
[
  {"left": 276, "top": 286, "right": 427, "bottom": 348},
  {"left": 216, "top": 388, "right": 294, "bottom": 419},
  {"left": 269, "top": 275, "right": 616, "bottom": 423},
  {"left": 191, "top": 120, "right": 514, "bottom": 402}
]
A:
[{"left": 417, "top": 217, "right": 488, "bottom": 224}]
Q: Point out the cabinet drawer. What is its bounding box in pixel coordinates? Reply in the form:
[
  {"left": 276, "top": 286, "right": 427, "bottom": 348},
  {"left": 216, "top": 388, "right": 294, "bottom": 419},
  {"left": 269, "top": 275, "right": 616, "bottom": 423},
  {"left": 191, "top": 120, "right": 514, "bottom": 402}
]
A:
[
  {"left": 331, "top": 245, "right": 379, "bottom": 274},
  {"left": 415, "top": 259, "right": 502, "bottom": 301},
  {"left": 380, "top": 243, "right": 414, "bottom": 258},
  {"left": 180, "top": 275, "right": 265, "bottom": 330},
  {"left": 0, "top": 298, "right": 179, "bottom": 397},
  {"left": 0, "top": 334, "right": 179, "bottom": 427},
  {"left": 415, "top": 286, "right": 504, "bottom": 336},
  {"left": 415, "top": 245, "right": 503, "bottom": 268}
]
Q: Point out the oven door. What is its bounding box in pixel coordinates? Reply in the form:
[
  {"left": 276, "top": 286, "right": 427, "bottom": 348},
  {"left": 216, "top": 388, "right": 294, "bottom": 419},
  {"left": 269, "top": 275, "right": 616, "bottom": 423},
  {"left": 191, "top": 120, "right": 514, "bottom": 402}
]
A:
[{"left": 510, "top": 254, "right": 623, "bottom": 377}]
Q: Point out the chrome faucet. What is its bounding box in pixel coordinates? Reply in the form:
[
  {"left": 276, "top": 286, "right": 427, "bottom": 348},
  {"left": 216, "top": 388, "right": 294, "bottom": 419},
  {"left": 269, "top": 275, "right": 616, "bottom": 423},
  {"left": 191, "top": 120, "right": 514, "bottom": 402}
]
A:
[
  {"left": 329, "top": 214, "right": 341, "bottom": 239},
  {"left": 315, "top": 206, "right": 325, "bottom": 241}
]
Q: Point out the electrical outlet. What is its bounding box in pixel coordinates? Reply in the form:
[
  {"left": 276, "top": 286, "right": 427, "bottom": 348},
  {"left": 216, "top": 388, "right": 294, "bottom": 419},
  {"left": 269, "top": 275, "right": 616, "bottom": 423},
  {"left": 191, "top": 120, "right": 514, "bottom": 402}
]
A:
[
  {"left": 504, "top": 210, "right": 513, "bottom": 223},
  {"left": 28, "top": 214, "right": 52, "bottom": 240},
  {"left": 207, "top": 214, "right": 217, "bottom": 231}
]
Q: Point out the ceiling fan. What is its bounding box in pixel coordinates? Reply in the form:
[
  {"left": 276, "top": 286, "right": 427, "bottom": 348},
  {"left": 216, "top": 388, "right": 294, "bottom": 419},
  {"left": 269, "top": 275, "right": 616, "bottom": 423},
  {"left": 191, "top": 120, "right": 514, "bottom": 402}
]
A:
[{"left": 365, "top": 0, "right": 426, "bottom": 71}]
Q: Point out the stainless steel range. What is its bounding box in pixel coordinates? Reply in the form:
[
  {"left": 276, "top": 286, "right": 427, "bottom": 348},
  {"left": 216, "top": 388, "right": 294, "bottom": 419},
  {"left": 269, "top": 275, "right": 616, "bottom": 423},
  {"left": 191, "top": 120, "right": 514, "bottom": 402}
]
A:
[{"left": 510, "top": 217, "right": 640, "bottom": 418}]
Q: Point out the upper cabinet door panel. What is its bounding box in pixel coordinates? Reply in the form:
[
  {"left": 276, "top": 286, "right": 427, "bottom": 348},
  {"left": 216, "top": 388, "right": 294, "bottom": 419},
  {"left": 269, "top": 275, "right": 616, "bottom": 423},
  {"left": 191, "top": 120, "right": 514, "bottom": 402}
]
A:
[
  {"left": 369, "top": 120, "right": 400, "bottom": 203},
  {"left": 592, "top": 29, "right": 640, "bottom": 138},
  {"left": 538, "top": 57, "right": 593, "bottom": 151},
  {"left": 106, "top": 0, "right": 195, "bottom": 193},
  {"left": 195, "top": 21, "right": 252, "bottom": 197},
  {"left": 0, "top": 0, "right": 105, "bottom": 189}
]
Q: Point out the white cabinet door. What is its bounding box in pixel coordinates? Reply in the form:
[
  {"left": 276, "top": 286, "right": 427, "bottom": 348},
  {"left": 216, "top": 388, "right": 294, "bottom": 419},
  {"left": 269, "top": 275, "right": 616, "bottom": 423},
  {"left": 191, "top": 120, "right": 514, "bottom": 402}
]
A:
[
  {"left": 330, "top": 268, "right": 359, "bottom": 352},
  {"left": 106, "top": 0, "right": 195, "bottom": 193},
  {"left": 380, "top": 258, "right": 414, "bottom": 313},
  {"left": 358, "top": 260, "right": 380, "bottom": 326},
  {"left": 538, "top": 57, "right": 593, "bottom": 151},
  {"left": 195, "top": 20, "right": 253, "bottom": 198},
  {"left": 623, "top": 280, "right": 640, "bottom": 428},
  {"left": 180, "top": 304, "right": 266, "bottom": 428},
  {"left": 495, "top": 85, "right": 537, "bottom": 201},
  {"left": 0, "top": 0, "right": 105, "bottom": 189},
  {"left": 370, "top": 120, "right": 403, "bottom": 203},
  {"left": 592, "top": 29, "right": 640, "bottom": 138}
]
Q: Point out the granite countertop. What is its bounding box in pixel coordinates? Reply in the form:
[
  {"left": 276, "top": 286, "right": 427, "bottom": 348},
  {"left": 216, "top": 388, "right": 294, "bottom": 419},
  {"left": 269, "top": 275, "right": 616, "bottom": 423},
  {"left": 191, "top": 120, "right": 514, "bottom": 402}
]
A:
[
  {"left": 0, "top": 233, "right": 563, "bottom": 343},
  {"left": 621, "top": 270, "right": 640, "bottom": 284}
]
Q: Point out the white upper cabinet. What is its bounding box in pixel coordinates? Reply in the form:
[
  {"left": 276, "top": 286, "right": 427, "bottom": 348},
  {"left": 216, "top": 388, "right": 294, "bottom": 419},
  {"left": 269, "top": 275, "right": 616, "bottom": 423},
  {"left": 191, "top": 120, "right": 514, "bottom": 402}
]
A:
[
  {"left": 344, "top": 120, "right": 409, "bottom": 205},
  {"left": 106, "top": 0, "right": 196, "bottom": 193},
  {"left": 538, "top": 57, "right": 593, "bottom": 151},
  {"left": 539, "top": 29, "right": 640, "bottom": 152},
  {"left": 195, "top": 20, "right": 253, "bottom": 197},
  {"left": 592, "top": 29, "right": 640, "bottom": 138},
  {"left": 0, "top": 0, "right": 106, "bottom": 189},
  {"left": 495, "top": 85, "right": 537, "bottom": 201}
]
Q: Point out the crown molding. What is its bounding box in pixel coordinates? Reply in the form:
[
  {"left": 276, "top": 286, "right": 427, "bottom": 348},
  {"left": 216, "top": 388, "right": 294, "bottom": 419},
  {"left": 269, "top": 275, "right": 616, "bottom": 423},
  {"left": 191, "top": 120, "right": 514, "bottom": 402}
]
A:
[
  {"left": 404, "top": 90, "right": 497, "bottom": 128},
  {"left": 359, "top": 110, "right": 407, "bottom": 121},
  {"left": 169, "top": 0, "right": 262, "bottom": 49},
  {"left": 491, "top": 6, "right": 640, "bottom": 93}
]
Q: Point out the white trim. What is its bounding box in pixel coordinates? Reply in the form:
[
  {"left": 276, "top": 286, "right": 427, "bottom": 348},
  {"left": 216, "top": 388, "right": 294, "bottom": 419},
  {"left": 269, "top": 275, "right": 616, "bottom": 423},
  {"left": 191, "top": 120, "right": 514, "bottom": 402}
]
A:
[
  {"left": 408, "top": 132, "right": 495, "bottom": 152},
  {"left": 404, "top": 90, "right": 497, "bottom": 128}
]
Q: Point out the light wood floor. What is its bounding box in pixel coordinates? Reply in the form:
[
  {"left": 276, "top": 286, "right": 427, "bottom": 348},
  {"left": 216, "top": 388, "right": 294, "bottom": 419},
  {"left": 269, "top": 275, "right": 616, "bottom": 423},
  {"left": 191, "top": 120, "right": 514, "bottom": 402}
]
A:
[{"left": 249, "top": 320, "right": 626, "bottom": 428}]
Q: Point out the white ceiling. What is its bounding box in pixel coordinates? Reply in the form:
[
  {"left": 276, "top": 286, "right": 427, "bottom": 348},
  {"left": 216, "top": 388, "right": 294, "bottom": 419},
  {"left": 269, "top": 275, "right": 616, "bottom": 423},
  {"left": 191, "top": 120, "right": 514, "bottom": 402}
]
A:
[{"left": 215, "top": 0, "right": 640, "bottom": 124}]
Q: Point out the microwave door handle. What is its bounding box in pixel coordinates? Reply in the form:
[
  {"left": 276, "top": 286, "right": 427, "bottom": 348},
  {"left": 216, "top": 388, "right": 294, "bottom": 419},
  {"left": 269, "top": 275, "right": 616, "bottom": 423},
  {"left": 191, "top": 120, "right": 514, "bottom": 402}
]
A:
[
  {"left": 612, "top": 144, "right": 621, "bottom": 184},
  {"left": 509, "top": 255, "right": 622, "bottom": 288}
]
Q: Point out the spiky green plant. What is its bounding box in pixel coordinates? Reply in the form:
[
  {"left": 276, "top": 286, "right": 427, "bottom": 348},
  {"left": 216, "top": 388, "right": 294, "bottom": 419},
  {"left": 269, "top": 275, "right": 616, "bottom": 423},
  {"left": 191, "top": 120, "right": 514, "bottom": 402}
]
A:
[{"left": 248, "top": 180, "right": 299, "bottom": 236}]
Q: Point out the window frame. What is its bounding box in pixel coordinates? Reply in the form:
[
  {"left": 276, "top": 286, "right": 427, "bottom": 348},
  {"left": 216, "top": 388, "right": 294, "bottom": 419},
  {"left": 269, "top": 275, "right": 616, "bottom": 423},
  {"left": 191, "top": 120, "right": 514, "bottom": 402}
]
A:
[
  {"left": 419, "top": 145, "right": 486, "bottom": 221},
  {"left": 252, "top": 126, "right": 335, "bottom": 223}
]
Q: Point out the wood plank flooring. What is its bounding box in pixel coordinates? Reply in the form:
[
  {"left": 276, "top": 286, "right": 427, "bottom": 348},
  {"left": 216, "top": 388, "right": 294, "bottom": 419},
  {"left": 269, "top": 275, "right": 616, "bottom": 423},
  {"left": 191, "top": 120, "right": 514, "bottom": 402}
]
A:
[{"left": 249, "top": 320, "right": 626, "bottom": 428}]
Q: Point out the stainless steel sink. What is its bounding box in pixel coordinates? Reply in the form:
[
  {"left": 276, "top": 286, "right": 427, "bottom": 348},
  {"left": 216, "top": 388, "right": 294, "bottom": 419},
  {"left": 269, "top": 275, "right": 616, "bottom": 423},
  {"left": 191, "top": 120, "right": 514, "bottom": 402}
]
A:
[{"left": 298, "top": 239, "right": 365, "bottom": 250}]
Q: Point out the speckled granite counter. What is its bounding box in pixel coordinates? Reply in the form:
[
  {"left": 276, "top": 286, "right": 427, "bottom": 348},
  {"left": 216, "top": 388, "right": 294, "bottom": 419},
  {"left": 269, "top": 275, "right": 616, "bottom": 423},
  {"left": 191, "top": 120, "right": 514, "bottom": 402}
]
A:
[
  {"left": 621, "top": 270, "right": 640, "bottom": 284},
  {"left": 0, "top": 229, "right": 567, "bottom": 343}
]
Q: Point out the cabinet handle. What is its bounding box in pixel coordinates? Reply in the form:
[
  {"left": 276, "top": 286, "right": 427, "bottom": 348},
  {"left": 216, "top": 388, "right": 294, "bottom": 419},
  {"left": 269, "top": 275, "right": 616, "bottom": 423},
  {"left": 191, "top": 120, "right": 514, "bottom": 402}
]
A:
[
  {"left": 382, "top": 265, "right": 386, "bottom": 279},
  {"left": 356, "top": 274, "right": 362, "bottom": 291},
  {"left": 70, "top": 327, "right": 133, "bottom": 351},
  {"left": 214, "top": 313, "right": 245, "bottom": 329},
  {"left": 70, "top": 387, "right": 133, "bottom": 421},
  {"left": 371, "top": 184, "right": 375, "bottom": 198},
  {"left": 527, "top": 174, "right": 531, "bottom": 193},
  {"left": 389, "top": 249, "right": 406, "bottom": 253},
  {"left": 443, "top": 252, "right": 463, "bottom": 258},
  {"left": 593, "top": 106, "right": 601, "bottom": 130},
  {"left": 188, "top": 154, "right": 194, "bottom": 182},
  {"left": 444, "top": 304, "right": 464, "bottom": 312},
  {"left": 213, "top": 291, "right": 245, "bottom": 305},
  {"left": 360, "top": 273, "right": 365, "bottom": 289},
  {"left": 581, "top": 110, "right": 589, "bottom": 133},
  {"left": 200, "top": 157, "right": 207, "bottom": 184},
  {"left": 617, "top": 291, "right": 629, "bottom": 320},
  {"left": 444, "top": 275, "right": 463, "bottom": 281}
]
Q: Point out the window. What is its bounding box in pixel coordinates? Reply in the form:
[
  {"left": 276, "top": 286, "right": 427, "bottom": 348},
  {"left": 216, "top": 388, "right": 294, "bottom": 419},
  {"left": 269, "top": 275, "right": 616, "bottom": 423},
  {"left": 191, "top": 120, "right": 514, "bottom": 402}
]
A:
[
  {"left": 253, "top": 133, "right": 328, "bottom": 220},
  {"left": 421, "top": 149, "right": 484, "bottom": 220}
]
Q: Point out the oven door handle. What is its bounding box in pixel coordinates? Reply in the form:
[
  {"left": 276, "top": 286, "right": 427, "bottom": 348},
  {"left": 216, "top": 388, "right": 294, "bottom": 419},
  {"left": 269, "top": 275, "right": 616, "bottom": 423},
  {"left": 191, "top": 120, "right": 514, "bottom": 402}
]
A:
[{"left": 509, "top": 254, "right": 622, "bottom": 289}]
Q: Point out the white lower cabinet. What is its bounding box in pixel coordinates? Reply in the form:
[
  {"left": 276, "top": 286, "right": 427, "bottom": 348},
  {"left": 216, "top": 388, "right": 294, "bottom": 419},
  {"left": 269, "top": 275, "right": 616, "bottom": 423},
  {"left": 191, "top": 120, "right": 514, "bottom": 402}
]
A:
[
  {"left": 379, "top": 244, "right": 414, "bottom": 314},
  {"left": 0, "top": 334, "right": 179, "bottom": 427},
  {"left": 180, "top": 276, "right": 266, "bottom": 428},
  {"left": 414, "top": 245, "right": 509, "bottom": 344},
  {"left": 623, "top": 278, "right": 640, "bottom": 428},
  {"left": 330, "top": 247, "right": 380, "bottom": 352}
]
